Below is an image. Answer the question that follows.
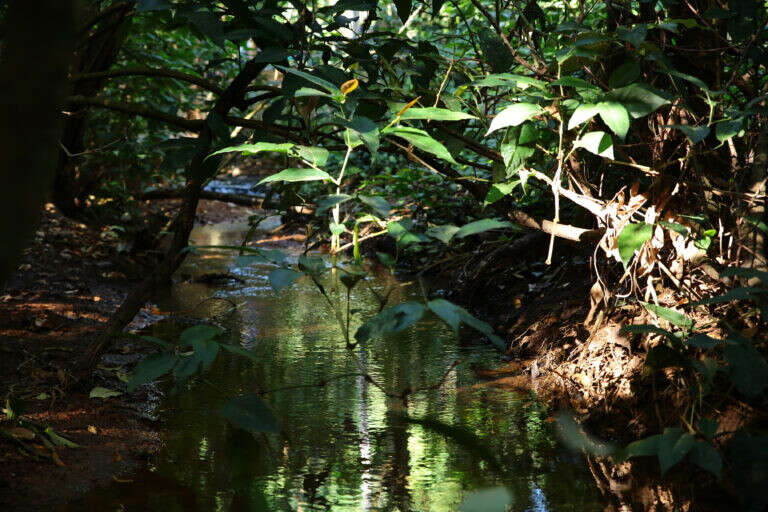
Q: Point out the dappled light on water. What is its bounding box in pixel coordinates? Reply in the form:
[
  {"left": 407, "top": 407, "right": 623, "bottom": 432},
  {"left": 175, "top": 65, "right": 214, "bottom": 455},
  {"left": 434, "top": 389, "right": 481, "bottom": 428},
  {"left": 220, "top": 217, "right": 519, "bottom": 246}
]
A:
[{"left": 64, "top": 223, "right": 601, "bottom": 511}]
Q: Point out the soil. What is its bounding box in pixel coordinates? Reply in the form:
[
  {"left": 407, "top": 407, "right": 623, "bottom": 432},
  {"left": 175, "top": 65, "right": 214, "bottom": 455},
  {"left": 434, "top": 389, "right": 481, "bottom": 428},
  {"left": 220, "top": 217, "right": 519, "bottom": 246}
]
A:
[{"left": 0, "top": 199, "right": 258, "bottom": 511}]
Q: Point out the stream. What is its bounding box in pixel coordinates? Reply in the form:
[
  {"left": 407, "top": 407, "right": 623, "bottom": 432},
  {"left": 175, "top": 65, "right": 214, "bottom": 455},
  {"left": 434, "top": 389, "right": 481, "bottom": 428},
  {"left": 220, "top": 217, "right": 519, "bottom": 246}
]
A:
[{"left": 65, "top": 220, "right": 603, "bottom": 511}]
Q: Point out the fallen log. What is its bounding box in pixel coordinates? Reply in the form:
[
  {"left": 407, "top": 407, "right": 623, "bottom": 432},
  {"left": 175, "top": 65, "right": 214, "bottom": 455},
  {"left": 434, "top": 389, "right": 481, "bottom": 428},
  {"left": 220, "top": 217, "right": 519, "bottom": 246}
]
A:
[{"left": 137, "top": 188, "right": 264, "bottom": 207}]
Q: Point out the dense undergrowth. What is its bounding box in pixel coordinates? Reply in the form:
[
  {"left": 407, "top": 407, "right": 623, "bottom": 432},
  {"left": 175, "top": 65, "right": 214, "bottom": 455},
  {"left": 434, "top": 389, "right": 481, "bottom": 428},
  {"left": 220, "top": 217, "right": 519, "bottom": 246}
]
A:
[{"left": 2, "top": 0, "right": 768, "bottom": 509}]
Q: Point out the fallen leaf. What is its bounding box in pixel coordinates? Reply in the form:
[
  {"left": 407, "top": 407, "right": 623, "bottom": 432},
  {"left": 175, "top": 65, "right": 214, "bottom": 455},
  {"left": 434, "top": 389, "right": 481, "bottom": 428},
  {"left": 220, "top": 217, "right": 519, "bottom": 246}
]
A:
[
  {"left": 87, "top": 425, "right": 98, "bottom": 434},
  {"left": 4, "top": 427, "right": 36, "bottom": 440}
]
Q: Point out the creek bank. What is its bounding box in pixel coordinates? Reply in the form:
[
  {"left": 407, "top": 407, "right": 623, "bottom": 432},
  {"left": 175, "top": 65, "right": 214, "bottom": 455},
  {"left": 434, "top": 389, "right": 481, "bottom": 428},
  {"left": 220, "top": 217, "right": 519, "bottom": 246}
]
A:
[{"left": 0, "top": 199, "right": 262, "bottom": 511}]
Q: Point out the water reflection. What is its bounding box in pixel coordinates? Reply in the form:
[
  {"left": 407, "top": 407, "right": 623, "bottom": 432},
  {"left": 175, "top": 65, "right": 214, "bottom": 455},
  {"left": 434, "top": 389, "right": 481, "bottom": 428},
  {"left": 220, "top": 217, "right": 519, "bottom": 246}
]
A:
[{"left": 64, "top": 223, "right": 602, "bottom": 511}]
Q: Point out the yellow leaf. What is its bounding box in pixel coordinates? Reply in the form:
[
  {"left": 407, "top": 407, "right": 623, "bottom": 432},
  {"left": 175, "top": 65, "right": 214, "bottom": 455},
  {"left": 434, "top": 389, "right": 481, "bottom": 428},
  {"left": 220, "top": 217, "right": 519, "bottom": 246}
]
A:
[
  {"left": 340, "top": 78, "right": 358, "bottom": 96},
  {"left": 397, "top": 97, "right": 421, "bottom": 117}
]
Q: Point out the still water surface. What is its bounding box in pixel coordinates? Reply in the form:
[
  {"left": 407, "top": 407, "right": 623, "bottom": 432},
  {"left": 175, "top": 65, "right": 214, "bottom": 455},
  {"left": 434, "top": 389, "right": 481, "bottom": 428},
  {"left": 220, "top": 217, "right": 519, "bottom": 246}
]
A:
[{"left": 67, "top": 221, "right": 603, "bottom": 511}]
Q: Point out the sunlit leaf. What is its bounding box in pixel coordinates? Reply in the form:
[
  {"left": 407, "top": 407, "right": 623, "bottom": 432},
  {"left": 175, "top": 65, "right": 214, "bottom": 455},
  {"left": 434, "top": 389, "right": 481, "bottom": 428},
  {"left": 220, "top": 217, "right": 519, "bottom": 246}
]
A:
[
  {"left": 340, "top": 78, "right": 359, "bottom": 95},
  {"left": 596, "top": 101, "right": 630, "bottom": 139},
  {"left": 384, "top": 126, "right": 457, "bottom": 164},
  {"left": 640, "top": 302, "right": 693, "bottom": 329},
  {"left": 398, "top": 107, "right": 476, "bottom": 121},
  {"left": 568, "top": 103, "right": 599, "bottom": 130},
  {"left": 617, "top": 222, "right": 652, "bottom": 267},
  {"left": 455, "top": 218, "right": 516, "bottom": 238},
  {"left": 257, "top": 168, "right": 333, "bottom": 185},
  {"left": 574, "top": 131, "right": 614, "bottom": 159},
  {"left": 486, "top": 103, "right": 543, "bottom": 135},
  {"left": 89, "top": 386, "right": 122, "bottom": 399}
]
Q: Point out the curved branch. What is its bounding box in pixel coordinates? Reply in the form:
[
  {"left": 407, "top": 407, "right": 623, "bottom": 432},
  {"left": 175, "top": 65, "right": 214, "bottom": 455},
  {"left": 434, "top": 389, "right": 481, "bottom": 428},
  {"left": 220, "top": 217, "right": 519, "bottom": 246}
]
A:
[
  {"left": 65, "top": 95, "right": 204, "bottom": 131},
  {"left": 70, "top": 66, "right": 225, "bottom": 96}
]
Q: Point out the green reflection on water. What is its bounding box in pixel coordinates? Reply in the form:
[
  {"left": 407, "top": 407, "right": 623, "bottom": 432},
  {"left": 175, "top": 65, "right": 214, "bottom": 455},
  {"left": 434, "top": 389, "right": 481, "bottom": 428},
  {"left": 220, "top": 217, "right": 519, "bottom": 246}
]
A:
[{"left": 64, "top": 223, "right": 603, "bottom": 512}]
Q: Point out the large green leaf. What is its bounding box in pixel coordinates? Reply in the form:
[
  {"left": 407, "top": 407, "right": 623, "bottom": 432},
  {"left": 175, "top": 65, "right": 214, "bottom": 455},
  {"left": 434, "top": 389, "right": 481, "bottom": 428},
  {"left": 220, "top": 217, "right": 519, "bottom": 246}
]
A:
[
  {"left": 191, "top": 338, "right": 220, "bottom": 372},
  {"left": 221, "top": 343, "right": 259, "bottom": 362},
  {"left": 486, "top": 103, "right": 543, "bottom": 135},
  {"left": 208, "top": 142, "right": 295, "bottom": 158},
  {"left": 337, "top": 116, "right": 380, "bottom": 155},
  {"left": 258, "top": 168, "right": 332, "bottom": 184},
  {"left": 180, "top": 325, "right": 223, "bottom": 346},
  {"left": 394, "top": 0, "right": 412, "bottom": 23},
  {"left": 484, "top": 181, "right": 519, "bottom": 206},
  {"left": 384, "top": 126, "right": 457, "bottom": 164},
  {"left": 724, "top": 342, "right": 768, "bottom": 396},
  {"left": 658, "top": 427, "right": 695, "bottom": 474},
  {"left": 567, "top": 103, "right": 599, "bottom": 130},
  {"left": 358, "top": 195, "right": 390, "bottom": 217},
  {"left": 667, "top": 124, "right": 710, "bottom": 144},
  {"left": 454, "top": 218, "right": 515, "bottom": 238},
  {"left": 275, "top": 65, "right": 340, "bottom": 95},
  {"left": 426, "top": 224, "right": 460, "bottom": 244},
  {"left": 608, "top": 61, "right": 641, "bottom": 88},
  {"left": 316, "top": 194, "right": 352, "bottom": 214},
  {"left": 220, "top": 394, "right": 278, "bottom": 433},
  {"left": 605, "top": 83, "right": 671, "bottom": 118},
  {"left": 293, "top": 145, "right": 329, "bottom": 166},
  {"left": 471, "top": 73, "right": 547, "bottom": 90},
  {"left": 427, "top": 299, "right": 506, "bottom": 349},
  {"left": 127, "top": 352, "right": 178, "bottom": 392},
  {"left": 399, "top": 107, "right": 476, "bottom": 121},
  {"left": 574, "top": 131, "right": 614, "bottom": 159},
  {"left": 690, "top": 441, "right": 722, "bottom": 479},
  {"left": 640, "top": 302, "right": 693, "bottom": 330},
  {"left": 715, "top": 118, "right": 743, "bottom": 143},
  {"left": 617, "top": 222, "right": 653, "bottom": 267},
  {"left": 354, "top": 302, "right": 426, "bottom": 342},
  {"left": 597, "top": 101, "right": 630, "bottom": 139}
]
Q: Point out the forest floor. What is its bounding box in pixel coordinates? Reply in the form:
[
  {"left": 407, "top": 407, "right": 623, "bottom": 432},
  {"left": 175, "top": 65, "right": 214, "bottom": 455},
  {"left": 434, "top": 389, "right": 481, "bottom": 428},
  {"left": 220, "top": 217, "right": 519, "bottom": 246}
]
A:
[{"left": 0, "top": 199, "right": 258, "bottom": 511}]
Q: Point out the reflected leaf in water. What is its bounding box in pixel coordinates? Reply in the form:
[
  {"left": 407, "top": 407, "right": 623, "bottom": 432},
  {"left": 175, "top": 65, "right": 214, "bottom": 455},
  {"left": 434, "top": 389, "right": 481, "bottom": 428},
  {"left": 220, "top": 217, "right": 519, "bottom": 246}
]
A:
[
  {"left": 459, "top": 487, "right": 515, "bottom": 512},
  {"left": 397, "top": 414, "right": 505, "bottom": 476},
  {"left": 219, "top": 393, "right": 279, "bottom": 433},
  {"left": 354, "top": 301, "right": 426, "bottom": 342}
]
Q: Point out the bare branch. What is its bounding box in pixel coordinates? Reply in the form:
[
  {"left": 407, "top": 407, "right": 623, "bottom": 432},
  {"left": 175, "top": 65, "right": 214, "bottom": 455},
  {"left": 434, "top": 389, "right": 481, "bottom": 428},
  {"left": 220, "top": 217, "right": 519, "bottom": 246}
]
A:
[{"left": 70, "top": 66, "right": 225, "bottom": 96}]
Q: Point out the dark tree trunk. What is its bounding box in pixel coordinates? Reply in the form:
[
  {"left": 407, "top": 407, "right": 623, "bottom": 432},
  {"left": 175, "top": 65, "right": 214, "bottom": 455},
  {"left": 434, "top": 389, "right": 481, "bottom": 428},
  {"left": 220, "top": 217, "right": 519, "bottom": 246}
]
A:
[
  {"left": 0, "top": 0, "right": 77, "bottom": 282},
  {"left": 53, "top": 1, "right": 134, "bottom": 216}
]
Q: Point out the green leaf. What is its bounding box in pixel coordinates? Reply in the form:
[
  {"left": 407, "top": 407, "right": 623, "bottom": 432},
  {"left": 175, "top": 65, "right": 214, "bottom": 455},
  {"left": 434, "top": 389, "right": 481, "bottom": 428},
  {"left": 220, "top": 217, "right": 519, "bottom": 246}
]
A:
[
  {"left": 597, "top": 101, "right": 630, "bottom": 139},
  {"left": 690, "top": 441, "right": 722, "bottom": 479},
  {"left": 127, "top": 352, "right": 178, "bottom": 392},
  {"left": 658, "top": 427, "right": 695, "bottom": 474},
  {"left": 690, "top": 286, "right": 766, "bottom": 306},
  {"left": 191, "top": 338, "right": 220, "bottom": 372},
  {"left": 719, "top": 266, "right": 768, "bottom": 283},
  {"left": 640, "top": 302, "right": 693, "bottom": 330},
  {"left": 399, "top": 107, "right": 476, "bottom": 121},
  {"left": 574, "top": 131, "right": 614, "bottom": 159},
  {"left": 220, "top": 343, "right": 259, "bottom": 362},
  {"left": 567, "top": 103, "right": 599, "bottom": 130},
  {"left": 620, "top": 324, "right": 678, "bottom": 342},
  {"left": 687, "top": 334, "right": 723, "bottom": 349},
  {"left": 294, "top": 87, "right": 333, "bottom": 99},
  {"left": 698, "top": 418, "right": 718, "bottom": 441},
  {"left": 384, "top": 126, "right": 457, "bottom": 164},
  {"left": 426, "top": 224, "right": 460, "bottom": 244},
  {"left": 459, "top": 487, "right": 514, "bottom": 512},
  {"left": 337, "top": 116, "right": 379, "bottom": 155},
  {"left": 609, "top": 61, "right": 641, "bottom": 88},
  {"left": 180, "top": 325, "right": 223, "bottom": 347},
  {"left": 354, "top": 302, "right": 426, "bottom": 342},
  {"left": 275, "top": 65, "right": 340, "bottom": 95},
  {"left": 427, "top": 299, "right": 506, "bottom": 350},
  {"left": 136, "top": 0, "right": 172, "bottom": 12},
  {"left": 89, "top": 386, "right": 122, "bottom": 399},
  {"left": 455, "top": 219, "right": 515, "bottom": 238},
  {"left": 293, "top": 146, "right": 329, "bottom": 166},
  {"left": 220, "top": 394, "right": 278, "bottom": 433},
  {"left": 605, "top": 83, "right": 671, "bottom": 118},
  {"left": 269, "top": 268, "right": 302, "bottom": 293},
  {"left": 44, "top": 427, "right": 80, "bottom": 448},
  {"left": 484, "top": 181, "right": 519, "bottom": 207},
  {"left": 486, "top": 103, "right": 543, "bottom": 135},
  {"left": 715, "top": 118, "right": 743, "bottom": 142},
  {"left": 667, "top": 124, "right": 710, "bottom": 144},
  {"left": 724, "top": 342, "right": 768, "bottom": 396},
  {"left": 317, "top": 194, "right": 352, "bottom": 215},
  {"left": 471, "top": 73, "right": 547, "bottom": 90},
  {"left": 626, "top": 434, "right": 662, "bottom": 457},
  {"left": 258, "top": 168, "right": 333, "bottom": 185},
  {"left": 358, "top": 195, "right": 390, "bottom": 217},
  {"left": 617, "top": 222, "right": 653, "bottom": 267},
  {"left": 298, "top": 254, "right": 326, "bottom": 276},
  {"left": 208, "top": 142, "right": 295, "bottom": 159}
]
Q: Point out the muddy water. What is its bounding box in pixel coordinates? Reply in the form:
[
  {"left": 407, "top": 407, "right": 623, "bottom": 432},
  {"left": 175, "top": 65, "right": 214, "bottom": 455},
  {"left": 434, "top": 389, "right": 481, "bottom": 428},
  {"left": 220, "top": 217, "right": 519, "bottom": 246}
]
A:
[{"left": 66, "top": 221, "right": 603, "bottom": 511}]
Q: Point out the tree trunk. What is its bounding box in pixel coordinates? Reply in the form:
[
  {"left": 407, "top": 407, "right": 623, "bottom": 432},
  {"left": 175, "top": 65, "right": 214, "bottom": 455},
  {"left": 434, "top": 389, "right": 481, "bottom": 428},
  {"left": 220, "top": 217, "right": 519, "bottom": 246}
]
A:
[{"left": 0, "top": 0, "right": 77, "bottom": 282}]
